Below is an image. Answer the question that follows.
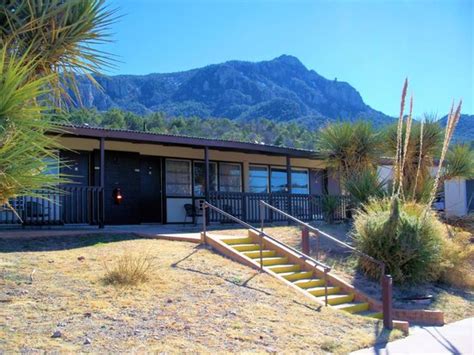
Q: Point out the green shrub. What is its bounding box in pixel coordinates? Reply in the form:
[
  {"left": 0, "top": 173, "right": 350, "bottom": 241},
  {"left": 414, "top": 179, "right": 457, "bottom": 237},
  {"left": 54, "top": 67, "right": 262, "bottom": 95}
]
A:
[
  {"left": 439, "top": 229, "right": 474, "bottom": 288},
  {"left": 321, "top": 194, "right": 338, "bottom": 224},
  {"left": 352, "top": 198, "right": 444, "bottom": 284}
]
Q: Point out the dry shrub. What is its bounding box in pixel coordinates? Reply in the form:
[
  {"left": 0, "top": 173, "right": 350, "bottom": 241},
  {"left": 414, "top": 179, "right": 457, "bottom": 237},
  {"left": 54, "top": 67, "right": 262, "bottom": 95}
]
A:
[
  {"left": 439, "top": 229, "right": 474, "bottom": 288},
  {"left": 103, "top": 253, "right": 153, "bottom": 286}
]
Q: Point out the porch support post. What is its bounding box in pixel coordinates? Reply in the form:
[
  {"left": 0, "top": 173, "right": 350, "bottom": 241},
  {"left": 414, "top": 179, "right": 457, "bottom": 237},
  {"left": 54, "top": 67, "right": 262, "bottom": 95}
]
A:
[
  {"left": 204, "top": 146, "right": 210, "bottom": 225},
  {"left": 99, "top": 137, "right": 105, "bottom": 228},
  {"left": 286, "top": 155, "right": 292, "bottom": 219}
]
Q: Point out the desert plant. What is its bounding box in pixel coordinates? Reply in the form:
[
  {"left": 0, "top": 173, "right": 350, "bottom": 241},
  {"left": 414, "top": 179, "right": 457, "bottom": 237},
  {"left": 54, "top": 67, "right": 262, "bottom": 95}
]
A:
[
  {"left": 344, "top": 170, "right": 386, "bottom": 207},
  {"left": 0, "top": 48, "right": 63, "bottom": 207},
  {"left": 317, "top": 121, "right": 384, "bottom": 181},
  {"left": 439, "top": 228, "right": 474, "bottom": 288},
  {"left": 352, "top": 197, "right": 445, "bottom": 284},
  {"left": 103, "top": 254, "right": 154, "bottom": 286},
  {"left": 321, "top": 194, "right": 338, "bottom": 223},
  {"left": 443, "top": 144, "right": 474, "bottom": 181}
]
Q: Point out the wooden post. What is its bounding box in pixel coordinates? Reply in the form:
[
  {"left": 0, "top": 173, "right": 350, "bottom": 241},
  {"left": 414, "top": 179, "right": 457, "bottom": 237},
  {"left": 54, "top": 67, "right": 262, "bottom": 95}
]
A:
[
  {"left": 302, "top": 227, "right": 310, "bottom": 255},
  {"left": 204, "top": 147, "right": 210, "bottom": 226},
  {"left": 99, "top": 137, "right": 105, "bottom": 229},
  {"left": 286, "top": 156, "right": 292, "bottom": 221},
  {"left": 382, "top": 274, "right": 393, "bottom": 329}
]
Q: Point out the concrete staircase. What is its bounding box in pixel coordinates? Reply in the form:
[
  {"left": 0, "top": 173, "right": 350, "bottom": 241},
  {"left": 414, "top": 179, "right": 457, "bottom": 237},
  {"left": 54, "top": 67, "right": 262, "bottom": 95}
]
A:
[{"left": 205, "top": 231, "right": 383, "bottom": 320}]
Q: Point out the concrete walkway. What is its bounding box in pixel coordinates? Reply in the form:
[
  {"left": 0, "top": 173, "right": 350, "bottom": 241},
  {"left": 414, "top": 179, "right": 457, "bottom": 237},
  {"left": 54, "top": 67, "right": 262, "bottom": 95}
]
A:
[{"left": 353, "top": 318, "right": 474, "bottom": 355}]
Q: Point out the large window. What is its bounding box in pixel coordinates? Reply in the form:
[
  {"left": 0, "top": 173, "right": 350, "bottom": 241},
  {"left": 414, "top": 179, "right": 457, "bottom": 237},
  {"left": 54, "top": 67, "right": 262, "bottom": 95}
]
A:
[
  {"left": 219, "top": 163, "right": 242, "bottom": 192},
  {"left": 271, "top": 168, "right": 287, "bottom": 193},
  {"left": 249, "top": 165, "right": 269, "bottom": 193},
  {"left": 270, "top": 167, "right": 309, "bottom": 194},
  {"left": 166, "top": 159, "right": 191, "bottom": 196},
  {"left": 194, "top": 161, "right": 217, "bottom": 196},
  {"left": 291, "top": 169, "right": 309, "bottom": 194}
]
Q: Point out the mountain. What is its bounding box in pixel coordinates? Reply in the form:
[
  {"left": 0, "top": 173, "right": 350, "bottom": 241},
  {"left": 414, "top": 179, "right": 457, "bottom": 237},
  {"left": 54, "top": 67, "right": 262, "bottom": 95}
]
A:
[
  {"left": 75, "top": 55, "right": 393, "bottom": 127},
  {"left": 439, "top": 114, "right": 474, "bottom": 143}
]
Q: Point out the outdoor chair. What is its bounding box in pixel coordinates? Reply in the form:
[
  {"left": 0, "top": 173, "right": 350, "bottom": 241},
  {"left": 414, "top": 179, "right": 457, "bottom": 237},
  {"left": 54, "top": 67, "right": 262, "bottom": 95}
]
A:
[{"left": 183, "top": 203, "right": 202, "bottom": 226}]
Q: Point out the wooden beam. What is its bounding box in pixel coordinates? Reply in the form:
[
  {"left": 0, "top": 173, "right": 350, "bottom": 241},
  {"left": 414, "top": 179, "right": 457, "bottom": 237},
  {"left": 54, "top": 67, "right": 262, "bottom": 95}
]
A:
[{"left": 99, "top": 137, "right": 105, "bottom": 228}]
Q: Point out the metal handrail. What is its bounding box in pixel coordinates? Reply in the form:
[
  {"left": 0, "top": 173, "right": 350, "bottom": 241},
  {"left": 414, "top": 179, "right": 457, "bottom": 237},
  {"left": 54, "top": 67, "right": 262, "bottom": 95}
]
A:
[
  {"left": 259, "top": 200, "right": 386, "bottom": 279},
  {"left": 202, "top": 201, "right": 331, "bottom": 273}
]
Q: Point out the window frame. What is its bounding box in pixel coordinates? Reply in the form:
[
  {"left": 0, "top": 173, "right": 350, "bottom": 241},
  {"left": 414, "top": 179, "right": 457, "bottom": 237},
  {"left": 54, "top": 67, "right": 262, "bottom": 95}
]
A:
[{"left": 165, "top": 158, "right": 192, "bottom": 197}]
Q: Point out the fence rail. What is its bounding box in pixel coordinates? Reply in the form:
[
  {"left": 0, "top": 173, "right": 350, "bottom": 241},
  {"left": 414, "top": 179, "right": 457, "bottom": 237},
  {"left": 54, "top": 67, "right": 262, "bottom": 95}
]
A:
[
  {"left": 208, "top": 191, "right": 350, "bottom": 223},
  {"left": 0, "top": 186, "right": 103, "bottom": 226}
]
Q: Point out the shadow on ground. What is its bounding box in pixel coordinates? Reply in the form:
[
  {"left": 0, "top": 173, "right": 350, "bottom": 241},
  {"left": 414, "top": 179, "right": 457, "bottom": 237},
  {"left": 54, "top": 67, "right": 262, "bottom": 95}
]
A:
[{"left": 0, "top": 233, "right": 140, "bottom": 253}]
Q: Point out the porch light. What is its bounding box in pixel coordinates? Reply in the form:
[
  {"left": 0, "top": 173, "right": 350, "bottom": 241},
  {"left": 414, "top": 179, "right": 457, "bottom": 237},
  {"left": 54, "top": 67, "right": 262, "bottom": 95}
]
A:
[{"left": 113, "top": 188, "right": 123, "bottom": 205}]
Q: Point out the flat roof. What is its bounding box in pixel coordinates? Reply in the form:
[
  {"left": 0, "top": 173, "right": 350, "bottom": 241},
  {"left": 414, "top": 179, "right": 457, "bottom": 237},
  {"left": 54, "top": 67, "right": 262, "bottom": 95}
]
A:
[{"left": 54, "top": 124, "right": 322, "bottom": 159}]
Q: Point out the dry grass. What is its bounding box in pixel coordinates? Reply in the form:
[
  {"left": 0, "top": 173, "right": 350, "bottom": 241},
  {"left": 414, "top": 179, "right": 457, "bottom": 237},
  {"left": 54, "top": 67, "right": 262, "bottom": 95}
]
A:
[
  {"left": 0, "top": 233, "right": 401, "bottom": 353},
  {"left": 103, "top": 253, "right": 153, "bottom": 286}
]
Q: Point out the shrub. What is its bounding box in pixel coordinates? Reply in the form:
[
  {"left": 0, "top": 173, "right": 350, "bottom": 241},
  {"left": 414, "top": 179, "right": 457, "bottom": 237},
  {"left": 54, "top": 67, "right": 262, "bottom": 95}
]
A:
[
  {"left": 103, "top": 254, "right": 153, "bottom": 286},
  {"left": 344, "top": 170, "right": 386, "bottom": 207},
  {"left": 439, "top": 229, "right": 474, "bottom": 288},
  {"left": 321, "top": 194, "right": 338, "bottom": 224},
  {"left": 352, "top": 198, "right": 444, "bottom": 284}
]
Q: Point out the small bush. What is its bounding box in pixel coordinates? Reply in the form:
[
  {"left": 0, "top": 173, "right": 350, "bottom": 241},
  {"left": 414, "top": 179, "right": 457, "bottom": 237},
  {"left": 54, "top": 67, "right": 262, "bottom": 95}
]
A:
[
  {"left": 439, "top": 229, "right": 474, "bottom": 288},
  {"left": 103, "top": 254, "right": 153, "bottom": 286},
  {"left": 352, "top": 198, "right": 444, "bottom": 284}
]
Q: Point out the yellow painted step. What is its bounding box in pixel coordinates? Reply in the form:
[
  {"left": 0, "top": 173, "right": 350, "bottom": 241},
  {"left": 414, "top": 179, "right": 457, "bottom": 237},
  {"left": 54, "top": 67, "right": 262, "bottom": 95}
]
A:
[
  {"left": 242, "top": 250, "right": 276, "bottom": 258},
  {"left": 268, "top": 264, "right": 301, "bottom": 273},
  {"left": 307, "top": 286, "right": 340, "bottom": 297},
  {"left": 317, "top": 293, "right": 354, "bottom": 305},
  {"left": 258, "top": 257, "right": 288, "bottom": 266},
  {"left": 333, "top": 302, "right": 369, "bottom": 314},
  {"left": 280, "top": 271, "right": 313, "bottom": 281},
  {"left": 221, "top": 237, "right": 253, "bottom": 245},
  {"left": 232, "top": 243, "right": 261, "bottom": 252},
  {"left": 293, "top": 278, "right": 325, "bottom": 288}
]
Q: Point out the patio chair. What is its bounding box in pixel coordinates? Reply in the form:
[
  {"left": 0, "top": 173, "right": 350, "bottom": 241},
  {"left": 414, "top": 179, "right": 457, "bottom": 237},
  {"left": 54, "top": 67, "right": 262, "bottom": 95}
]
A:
[{"left": 183, "top": 203, "right": 202, "bottom": 226}]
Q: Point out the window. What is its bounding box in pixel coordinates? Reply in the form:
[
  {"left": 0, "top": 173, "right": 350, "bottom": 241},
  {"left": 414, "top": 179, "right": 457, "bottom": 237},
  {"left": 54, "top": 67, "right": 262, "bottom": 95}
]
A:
[
  {"left": 291, "top": 169, "right": 309, "bottom": 194},
  {"left": 166, "top": 159, "right": 191, "bottom": 196},
  {"left": 271, "top": 168, "right": 287, "bottom": 192},
  {"left": 219, "top": 163, "right": 242, "bottom": 192},
  {"left": 193, "top": 161, "right": 217, "bottom": 196},
  {"left": 249, "top": 165, "right": 269, "bottom": 193}
]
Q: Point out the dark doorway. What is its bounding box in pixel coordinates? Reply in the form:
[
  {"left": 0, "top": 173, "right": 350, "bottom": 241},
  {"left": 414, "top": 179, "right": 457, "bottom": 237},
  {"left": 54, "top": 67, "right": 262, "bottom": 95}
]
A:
[
  {"left": 140, "top": 155, "right": 162, "bottom": 223},
  {"left": 467, "top": 179, "right": 474, "bottom": 212},
  {"left": 60, "top": 150, "right": 90, "bottom": 186},
  {"left": 93, "top": 150, "right": 141, "bottom": 224}
]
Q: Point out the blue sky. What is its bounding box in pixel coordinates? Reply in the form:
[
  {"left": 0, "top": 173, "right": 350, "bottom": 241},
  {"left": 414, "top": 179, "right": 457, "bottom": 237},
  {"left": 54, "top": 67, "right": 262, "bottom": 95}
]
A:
[{"left": 103, "top": 0, "right": 473, "bottom": 117}]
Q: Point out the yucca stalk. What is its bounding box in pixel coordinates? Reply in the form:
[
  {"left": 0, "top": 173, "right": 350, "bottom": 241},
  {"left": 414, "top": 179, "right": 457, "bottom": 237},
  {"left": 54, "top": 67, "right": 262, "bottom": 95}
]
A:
[
  {"left": 412, "top": 119, "right": 424, "bottom": 198},
  {"left": 398, "top": 95, "right": 414, "bottom": 199},
  {"left": 393, "top": 78, "right": 408, "bottom": 195}
]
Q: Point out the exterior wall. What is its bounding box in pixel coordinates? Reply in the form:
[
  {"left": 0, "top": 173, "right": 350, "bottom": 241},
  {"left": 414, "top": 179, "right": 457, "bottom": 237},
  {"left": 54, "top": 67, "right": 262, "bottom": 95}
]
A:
[
  {"left": 444, "top": 178, "right": 468, "bottom": 217},
  {"left": 327, "top": 169, "right": 341, "bottom": 195},
  {"left": 55, "top": 136, "right": 333, "bottom": 224}
]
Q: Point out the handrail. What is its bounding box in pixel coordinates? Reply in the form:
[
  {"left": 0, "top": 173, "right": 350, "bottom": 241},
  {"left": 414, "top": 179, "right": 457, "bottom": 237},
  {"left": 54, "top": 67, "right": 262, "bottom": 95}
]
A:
[
  {"left": 202, "top": 201, "right": 331, "bottom": 272},
  {"left": 259, "top": 200, "right": 386, "bottom": 279}
]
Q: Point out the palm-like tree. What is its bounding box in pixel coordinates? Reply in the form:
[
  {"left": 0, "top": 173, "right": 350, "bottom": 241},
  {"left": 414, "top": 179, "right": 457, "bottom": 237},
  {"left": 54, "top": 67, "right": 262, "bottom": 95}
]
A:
[{"left": 0, "top": 0, "right": 115, "bottom": 207}]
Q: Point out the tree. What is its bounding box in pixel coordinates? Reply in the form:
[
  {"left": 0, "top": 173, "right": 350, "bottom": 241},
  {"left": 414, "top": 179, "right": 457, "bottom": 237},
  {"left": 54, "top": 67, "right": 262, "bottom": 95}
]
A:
[{"left": 0, "top": 0, "right": 115, "bottom": 207}]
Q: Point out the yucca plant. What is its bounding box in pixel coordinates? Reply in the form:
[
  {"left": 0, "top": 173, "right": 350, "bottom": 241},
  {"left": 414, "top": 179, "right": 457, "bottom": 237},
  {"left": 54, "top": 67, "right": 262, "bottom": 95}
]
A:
[
  {"left": 443, "top": 144, "right": 474, "bottom": 181},
  {"left": 0, "top": 48, "right": 63, "bottom": 208},
  {"left": 344, "top": 170, "right": 386, "bottom": 207},
  {"left": 317, "top": 121, "right": 384, "bottom": 181},
  {"left": 0, "top": 0, "right": 116, "bottom": 104}
]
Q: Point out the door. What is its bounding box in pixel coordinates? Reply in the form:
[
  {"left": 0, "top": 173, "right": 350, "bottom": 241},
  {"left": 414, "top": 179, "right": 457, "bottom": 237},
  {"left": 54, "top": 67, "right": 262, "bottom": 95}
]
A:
[
  {"left": 467, "top": 179, "right": 474, "bottom": 212},
  {"left": 140, "top": 156, "right": 162, "bottom": 223},
  {"left": 93, "top": 150, "right": 141, "bottom": 224}
]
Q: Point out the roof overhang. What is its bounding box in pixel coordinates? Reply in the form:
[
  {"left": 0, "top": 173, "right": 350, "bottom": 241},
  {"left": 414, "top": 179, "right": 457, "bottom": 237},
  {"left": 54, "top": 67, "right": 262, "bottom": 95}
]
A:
[{"left": 51, "top": 125, "right": 322, "bottom": 159}]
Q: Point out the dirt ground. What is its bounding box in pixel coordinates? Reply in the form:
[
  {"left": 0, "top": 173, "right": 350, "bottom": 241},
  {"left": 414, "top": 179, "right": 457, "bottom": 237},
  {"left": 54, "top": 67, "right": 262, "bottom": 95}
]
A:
[{"left": 0, "top": 233, "right": 401, "bottom": 353}]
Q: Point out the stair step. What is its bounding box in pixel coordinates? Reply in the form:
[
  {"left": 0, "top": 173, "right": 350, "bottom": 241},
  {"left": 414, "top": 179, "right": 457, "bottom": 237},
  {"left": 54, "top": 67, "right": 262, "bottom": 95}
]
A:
[
  {"left": 280, "top": 271, "right": 313, "bottom": 281},
  {"left": 242, "top": 250, "right": 276, "bottom": 258},
  {"left": 258, "top": 257, "right": 288, "bottom": 266},
  {"left": 317, "top": 293, "right": 355, "bottom": 305},
  {"left": 307, "top": 286, "right": 340, "bottom": 297},
  {"left": 267, "top": 264, "right": 301, "bottom": 273},
  {"left": 232, "top": 244, "right": 261, "bottom": 252},
  {"left": 355, "top": 310, "right": 383, "bottom": 319},
  {"left": 293, "top": 278, "right": 325, "bottom": 288},
  {"left": 333, "top": 302, "right": 369, "bottom": 314},
  {"left": 221, "top": 237, "right": 253, "bottom": 245}
]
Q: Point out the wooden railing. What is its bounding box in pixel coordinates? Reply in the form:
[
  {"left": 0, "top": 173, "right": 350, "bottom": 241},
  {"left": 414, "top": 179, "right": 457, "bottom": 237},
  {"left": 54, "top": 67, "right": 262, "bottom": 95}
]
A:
[
  {"left": 0, "top": 186, "right": 103, "bottom": 226},
  {"left": 208, "top": 191, "right": 350, "bottom": 223}
]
